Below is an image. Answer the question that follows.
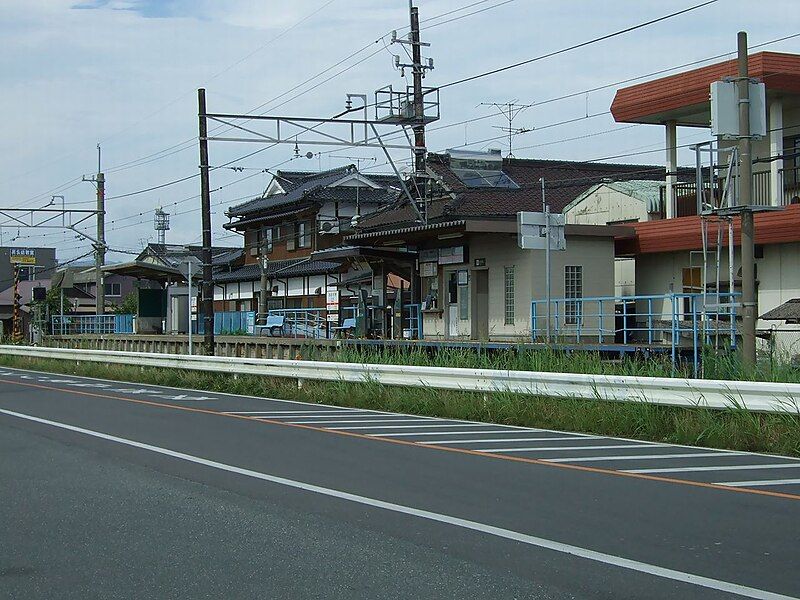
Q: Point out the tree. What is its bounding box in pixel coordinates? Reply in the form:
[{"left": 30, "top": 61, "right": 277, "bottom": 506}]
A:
[{"left": 112, "top": 291, "right": 138, "bottom": 315}]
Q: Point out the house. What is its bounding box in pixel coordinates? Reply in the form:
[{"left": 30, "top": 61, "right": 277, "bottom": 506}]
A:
[
  {"left": 317, "top": 149, "right": 659, "bottom": 342},
  {"left": 609, "top": 51, "right": 800, "bottom": 359},
  {"left": 219, "top": 165, "right": 403, "bottom": 313},
  {"left": 616, "top": 205, "right": 800, "bottom": 359}
]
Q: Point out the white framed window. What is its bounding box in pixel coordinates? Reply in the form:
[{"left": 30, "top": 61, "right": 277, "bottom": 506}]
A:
[
  {"left": 296, "top": 221, "right": 311, "bottom": 248},
  {"left": 564, "top": 266, "right": 582, "bottom": 325},
  {"left": 504, "top": 266, "right": 515, "bottom": 325}
]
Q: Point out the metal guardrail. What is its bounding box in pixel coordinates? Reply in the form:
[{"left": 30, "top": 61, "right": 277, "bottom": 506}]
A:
[{"left": 1, "top": 345, "right": 798, "bottom": 414}]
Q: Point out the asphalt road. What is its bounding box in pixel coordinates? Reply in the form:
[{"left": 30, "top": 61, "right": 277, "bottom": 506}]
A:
[{"left": 1, "top": 365, "right": 799, "bottom": 600}]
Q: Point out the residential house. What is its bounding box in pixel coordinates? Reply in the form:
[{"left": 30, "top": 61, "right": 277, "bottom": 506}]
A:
[
  {"left": 220, "top": 165, "right": 402, "bottom": 313},
  {"left": 609, "top": 51, "right": 800, "bottom": 359}
]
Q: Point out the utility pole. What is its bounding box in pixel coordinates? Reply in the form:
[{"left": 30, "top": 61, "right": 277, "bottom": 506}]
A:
[
  {"left": 408, "top": 1, "right": 429, "bottom": 222},
  {"left": 737, "top": 31, "right": 756, "bottom": 368},
  {"left": 12, "top": 264, "right": 22, "bottom": 343},
  {"left": 84, "top": 145, "right": 106, "bottom": 316},
  {"left": 198, "top": 88, "right": 215, "bottom": 356},
  {"left": 541, "top": 177, "right": 551, "bottom": 344}
]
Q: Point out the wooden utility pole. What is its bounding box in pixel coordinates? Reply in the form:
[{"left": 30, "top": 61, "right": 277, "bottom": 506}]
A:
[
  {"left": 737, "top": 31, "right": 756, "bottom": 368},
  {"left": 198, "top": 88, "right": 215, "bottom": 356}
]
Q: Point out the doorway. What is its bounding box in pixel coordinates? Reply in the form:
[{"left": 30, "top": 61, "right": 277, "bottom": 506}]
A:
[
  {"left": 447, "top": 271, "right": 459, "bottom": 337},
  {"left": 471, "top": 270, "right": 489, "bottom": 340}
]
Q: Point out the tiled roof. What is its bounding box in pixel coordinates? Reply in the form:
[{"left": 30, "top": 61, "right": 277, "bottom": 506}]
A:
[
  {"left": 612, "top": 52, "right": 800, "bottom": 124},
  {"left": 615, "top": 203, "right": 800, "bottom": 255},
  {"left": 357, "top": 153, "right": 673, "bottom": 233},
  {"left": 214, "top": 258, "right": 343, "bottom": 282},
  {"left": 760, "top": 298, "right": 800, "bottom": 322}
]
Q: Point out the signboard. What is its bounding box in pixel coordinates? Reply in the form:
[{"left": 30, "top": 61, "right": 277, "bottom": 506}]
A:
[
  {"left": 10, "top": 248, "right": 36, "bottom": 265},
  {"left": 326, "top": 290, "right": 340, "bottom": 312},
  {"left": 438, "top": 245, "right": 466, "bottom": 265},
  {"left": 419, "top": 249, "right": 439, "bottom": 263},
  {"left": 517, "top": 212, "right": 566, "bottom": 251},
  {"left": 420, "top": 262, "right": 437, "bottom": 277},
  {"left": 190, "top": 296, "right": 198, "bottom": 315},
  {"left": 326, "top": 289, "right": 339, "bottom": 323}
]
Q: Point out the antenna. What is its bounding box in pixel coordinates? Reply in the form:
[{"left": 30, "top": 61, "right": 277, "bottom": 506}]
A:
[{"left": 479, "top": 100, "right": 534, "bottom": 158}]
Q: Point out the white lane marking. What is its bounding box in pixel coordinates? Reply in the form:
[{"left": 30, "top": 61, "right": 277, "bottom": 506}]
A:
[
  {"left": 287, "top": 418, "right": 436, "bottom": 425},
  {"left": 273, "top": 413, "right": 436, "bottom": 420},
  {"left": 225, "top": 410, "right": 368, "bottom": 416},
  {"left": 626, "top": 464, "right": 800, "bottom": 474},
  {"left": 0, "top": 408, "right": 794, "bottom": 600},
  {"left": 546, "top": 452, "right": 745, "bottom": 463},
  {"left": 424, "top": 436, "right": 600, "bottom": 444},
  {"left": 330, "top": 423, "right": 502, "bottom": 431},
  {"left": 370, "top": 429, "right": 549, "bottom": 437},
  {"left": 480, "top": 443, "right": 665, "bottom": 454},
  {"left": 715, "top": 478, "right": 800, "bottom": 488},
  {"left": 151, "top": 394, "right": 217, "bottom": 401}
]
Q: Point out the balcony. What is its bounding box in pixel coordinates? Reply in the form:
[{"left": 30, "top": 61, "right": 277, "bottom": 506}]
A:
[{"left": 658, "top": 166, "right": 800, "bottom": 218}]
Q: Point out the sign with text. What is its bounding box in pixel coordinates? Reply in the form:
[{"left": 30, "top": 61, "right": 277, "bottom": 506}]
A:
[{"left": 10, "top": 248, "right": 36, "bottom": 265}]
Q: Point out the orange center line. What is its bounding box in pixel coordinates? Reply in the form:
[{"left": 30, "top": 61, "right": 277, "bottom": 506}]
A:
[{"left": 1, "top": 376, "right": 799, "bottom": 502}]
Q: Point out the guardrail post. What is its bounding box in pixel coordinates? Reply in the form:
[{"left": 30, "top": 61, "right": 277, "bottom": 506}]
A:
[
  {"left": 622, "top": 300, "right": 628, "bottom": 345},
  {"left": 647, "top": 298, "right": 653, "bottom": 346},
  {"left": 691, "top": 295, "right": 699, "bottom": 377}
]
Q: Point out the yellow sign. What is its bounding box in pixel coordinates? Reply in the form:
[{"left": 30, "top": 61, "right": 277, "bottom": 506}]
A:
[{"left": 10, "top": 248, "right": 36, "bottom": 265}]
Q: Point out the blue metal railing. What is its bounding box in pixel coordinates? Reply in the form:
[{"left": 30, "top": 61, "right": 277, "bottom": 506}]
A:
[
  {"left": 404, "top": 304, "right": 422, "bottom": 339},
  {"left": 196, "top": 311, "right": 256, "bottom": 335},
  {"left": 267, "top": 308, "right": 329, "bottom": 339},
  {"left": 531, "top": 293, "right": 739, "bottom": 374},
  {"left": 52, "top": 314, "right": 134, "bottom": 335}
]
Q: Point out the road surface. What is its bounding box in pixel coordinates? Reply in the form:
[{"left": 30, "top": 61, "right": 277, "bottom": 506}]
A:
[{"left": 1, "top": 365, "right": 798, "bottom": 599}]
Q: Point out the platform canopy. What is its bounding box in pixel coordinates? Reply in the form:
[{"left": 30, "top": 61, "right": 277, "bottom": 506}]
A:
[{"left": 611, "top": 52, "right": 800, "bottom": 126}]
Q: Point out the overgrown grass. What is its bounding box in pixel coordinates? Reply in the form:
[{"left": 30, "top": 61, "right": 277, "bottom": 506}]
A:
[
  {"left": 301, "top": 344, "right": 800, "bottom": 383},
  {"left": 2, "top": 354, "right": 799, "bottom": 458}
]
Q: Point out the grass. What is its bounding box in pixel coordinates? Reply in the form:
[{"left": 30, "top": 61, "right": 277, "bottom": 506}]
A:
[
  {"left": 302, "top": 344, "right": 800, "bottom": 383},
  {"left": 2, "top": 353, "right": 799, "bottom": 458}
]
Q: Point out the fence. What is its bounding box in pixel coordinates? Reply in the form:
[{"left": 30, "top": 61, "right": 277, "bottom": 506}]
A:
[
  {"left": 51, "top": 314, "right": 134, "bottom": 335},
  {"left": 531, "top": 293, "right": 739, "bottom": 374},
  {"left": 2, "top": 345, "right": 798, "bottom": 413}
]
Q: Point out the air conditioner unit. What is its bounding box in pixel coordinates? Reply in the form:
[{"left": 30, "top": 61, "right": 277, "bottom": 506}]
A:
[
  {"left": 318, "top": 219, "right": 340, "bottom": 234},
  {"left": 249, "top": 247, "right": 258, "bottom": 257}
]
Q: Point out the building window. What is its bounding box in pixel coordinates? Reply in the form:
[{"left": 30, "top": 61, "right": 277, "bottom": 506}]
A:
[
  {"left": 296, "top": 221, "right": 311, "bottom": 249},
  {"left": 504, "top": 266, "right": 515, "bottom": 325},
  {"left": 262, "top": 226, "right": 273, "bottom": 253},
  {"left": 104, "top": 282, "right": 122, "bottom": 297},
  {"left": 564, "top": 266, "right": 582, "bottom": 325},
  {"left": 458, "top": 270, "right": 469, "bottom": 321}
]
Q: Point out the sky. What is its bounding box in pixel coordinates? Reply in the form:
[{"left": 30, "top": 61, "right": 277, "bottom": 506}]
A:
[{"left": 0, "top": 0, "right": 797, "bottom": 263}]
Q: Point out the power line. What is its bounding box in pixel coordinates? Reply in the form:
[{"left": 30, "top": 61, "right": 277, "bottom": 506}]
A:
[{"left": 437, "top": 0, "right": 719, "bottom": 90}]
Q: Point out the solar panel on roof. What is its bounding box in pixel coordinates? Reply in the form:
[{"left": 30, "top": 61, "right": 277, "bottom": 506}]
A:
[{"left": 452, "top": 168, "right": 519, "bottom": 189}]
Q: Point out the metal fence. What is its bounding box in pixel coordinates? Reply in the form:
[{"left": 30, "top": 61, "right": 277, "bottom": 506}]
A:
[
  {"left": 196, "top": 311, "right": 256, "bottom": 335},
  {"left": 531, "top": 293, "right": 739, "bottom": 374},
  {"left": 4, "top": 345, "right": 798, "bottom": 413},
  {"left": 51, "top": 314, "right": 134, "bottom": 335}
]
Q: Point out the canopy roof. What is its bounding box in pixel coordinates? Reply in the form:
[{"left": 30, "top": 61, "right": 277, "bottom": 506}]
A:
[{"left": 611, "top": 52, "right": 800, "bottom": 126}]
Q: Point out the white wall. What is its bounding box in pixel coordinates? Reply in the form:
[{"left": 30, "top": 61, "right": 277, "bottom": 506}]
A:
[
  {"left": 423, "top": 233, "right": 616, "bottom": 342},
  {"left": 564, "top": 185, "right": 649, "bottom": 225},
  {"left": 635, "top": 243, "right": 800, "bottom": 360}
]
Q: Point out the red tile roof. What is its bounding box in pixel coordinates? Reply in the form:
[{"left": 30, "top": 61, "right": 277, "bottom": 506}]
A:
[
  {"left": 615, "top": 203, "right": 800, "bottom": 255},
  {"left": 611, "top": 52, "right": 800, "bottom": 124}
]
